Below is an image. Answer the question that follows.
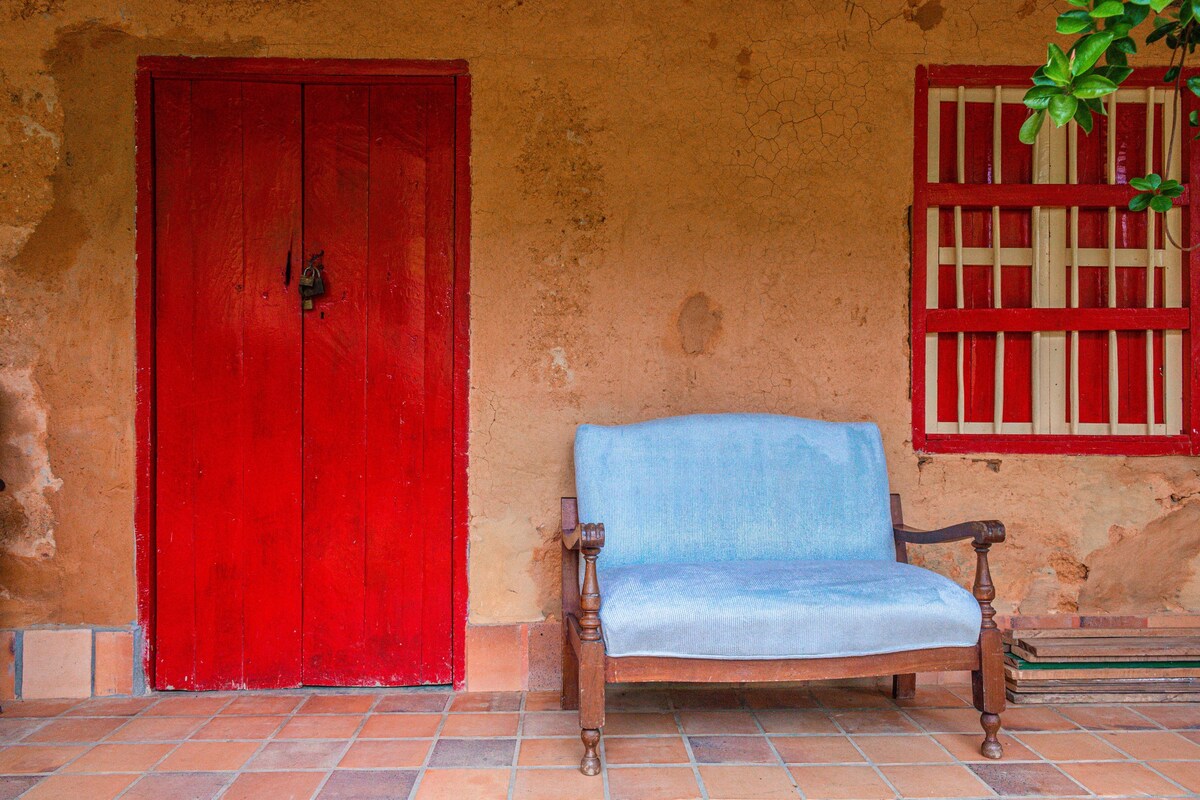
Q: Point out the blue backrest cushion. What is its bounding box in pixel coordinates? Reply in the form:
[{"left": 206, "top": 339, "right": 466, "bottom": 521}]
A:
[{"left": 574, "top": 414, "right": 894, "bottom": 569}]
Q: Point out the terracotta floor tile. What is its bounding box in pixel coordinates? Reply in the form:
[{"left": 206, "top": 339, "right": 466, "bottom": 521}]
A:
[
  {"left": 276, "top": 714, "right": 361, "bottom": 739},
  {"left": 670, "top": 689, "right": 744, "bottom": 710},
  {"left": 689, "top": 734, "right": 776, "bottom": 764},
  {"left": 108, "top": 716, "right": 204, "bottom": 742},
  {"left": 317, "top": 769, "right": 417, "bottom": 799},
  {"left": 1018, "top": 731, "right": 1127, "bottom": 761},
  {"left": 512, "top": 768, "right": 606, "bottom": 800},
  {"left": 852, "top": 734, "right": 954, "bottom": 764},
  {"left": 608, "top": 766, "right": 702, "bottom": 800},
  {"left": 520, "top": 711, "right": 578, "bottom": 736},
  {"left": 0, "top": 745, "right": 87, "bottom": 773},
  {"left": 603, "top": 736, "right": 690, "bottom": 765},
  {"left": 1150, "top": 760, "right": 1200, "bottom": 793},
  {"left": 1057, "top": 705, "right": 1160, "bottom": 731},
  {"left": 743, "top": 688, "right": 820, "bottom": 710},
  {"left": 189, "top": 715, "right": 284, "bottom": 740},
  {"left": 1060, "top": 761, "right": 1191, "bottom": 797},
  {"left": 20, "top": 773, "right": 135, "bottom": 800},
  {"left": 604, "top": 712, "right": 680, "bottom": 736},
  {"left": 789, "top": 765, "right": 896, "bottom": 799},
  {"left": 222, "top": 771, "right": 326, "bottom": 800},
  {"left": 904, "top": 707, "right": 984, "bottom": 734},
  {"left": 0, "top": 719, "right": 46, "bottom": 744},
  {"left": 523, "top": 691, "right": 562, "bottom": 711},
  {"left": 298, "top": 695, "right": 377, "bottom": 715},
  {"left": 155, "top": 740, "right": 259, "bottom": 771},
  {"left": 22, "top": 716, "right": 126, "bottom": 743},
  {"left": 970, "top": 762, "right": 1088, "bottom": 797},
  {"left": 770, "top": 735, "right": 864, "bottom": 765},
  {"left": 755, "top": 710, "right": 839, "bottom": 735},
  {"left": 432, "top": 714, "right": 516, "bottom": 738},
  {"left": 415, "top": 768, "right": 510, "bottom": 800},
  {"left": 143, "top": 696, "right": 230, "bottom": 717},
  {"left": 358, "top": 713, "right": 441, "bottom": 738},
  {"left": 248, "top": 740, "right": 345, "bottom": 770},
  {"left": 64, "top": 698, "right": 155, "bottom": 717},
  {"left": 0, "top": 777, "right": 38, "bottom": 799},
  {"left": 427, "top": 737, "right": 515, "bottom": 767},
  {"left": 893, "top": 687, "right": 970, "bottom": 709},
  {"left": 517, "top": 736, "right": 582, "bottom": 766},
  {"left": 0, "top": 701, "right": 77, "bottom": 718},
  {"left": 1134, "top": 703, "right": 1200, "bottom": 730},
  {"left": 338, "top": 739, "right": 430, "bottom": 768},
  {"left": 448, "top": 692, "right": 521, "bottom": 712},
  {"left": 376, "top": 692, "right": 451, "bottom": 713},
  {"left": 679, "top": 710, "right": 760, "bottom": 735},
  {"left": 813, "top": 687, "right": 897, "bottom": 709},
  {"left": 1002, "top": 707, "right": 1078, "bottom": 732},
  {"left": 122, "top": 772, "right": 231, "bottom": 800},
  {"left": 879, "top": 764, "right": 993, "bottom": 798},
  {"left": 932, "top": 732, "right": 1037, "bottom": 761},
  {"left": 1100, "top": 730, "right": 1200, "bottom": 760},
  {"left": 219, "top": 695, "right": 304, "bottom": 716},
  {"left": 62, "top": 743, "right": 173, "bottom": 773},
  {"left": 698, "top": 765, "right": 800, "bottom": 799},
  {"left": 830, "top": 710, "right": 919, "bottom": 734}
]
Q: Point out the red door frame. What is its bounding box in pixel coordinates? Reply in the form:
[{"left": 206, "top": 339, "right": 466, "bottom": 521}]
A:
[{"left": 134, "top": 57, "right": 472, "bottom": 689}]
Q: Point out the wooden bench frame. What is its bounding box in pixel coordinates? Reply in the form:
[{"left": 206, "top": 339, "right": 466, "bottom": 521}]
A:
[{"left": 559, "top": 493, "right": 1006, "bottom": 775}]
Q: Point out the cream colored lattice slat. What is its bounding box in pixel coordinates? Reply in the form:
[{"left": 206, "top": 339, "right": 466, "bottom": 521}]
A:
[{"left": 992, "top": 85, "right": 1005, "bottom": 433}]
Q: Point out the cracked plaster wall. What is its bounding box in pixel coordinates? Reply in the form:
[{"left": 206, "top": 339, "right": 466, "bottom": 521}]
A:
[{"left": 0, "top": 0, "right": 1196, "bottom": 632}]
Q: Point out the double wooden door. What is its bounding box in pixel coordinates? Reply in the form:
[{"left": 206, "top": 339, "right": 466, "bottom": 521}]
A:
[{"left": 152, "top": 76, "right": 457, "bottom": 689}]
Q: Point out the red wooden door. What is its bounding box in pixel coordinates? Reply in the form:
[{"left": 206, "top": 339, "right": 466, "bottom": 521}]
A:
[{"left": 153, "top": 77, "right": 456, "bottom": 690}]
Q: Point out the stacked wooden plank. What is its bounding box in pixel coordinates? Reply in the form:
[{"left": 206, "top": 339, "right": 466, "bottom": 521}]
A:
[{"left": 1004, "top": 627, "right": 1200, "bottom": 704}]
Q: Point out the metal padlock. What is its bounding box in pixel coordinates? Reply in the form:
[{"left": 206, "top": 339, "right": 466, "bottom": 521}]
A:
[{"left": 299, "top": 251, "right": 325, "bottom": 311}]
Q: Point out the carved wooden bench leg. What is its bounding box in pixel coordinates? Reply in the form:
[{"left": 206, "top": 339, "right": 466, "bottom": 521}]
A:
[
  {"left": 972, "top": 541, "right": 1005, "bottom": 759},
  {"left": 892, "top": 673, "right": 917, "bottom": 700}
]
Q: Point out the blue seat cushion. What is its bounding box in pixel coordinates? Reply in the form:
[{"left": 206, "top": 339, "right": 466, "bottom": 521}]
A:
[{"left": 598, "top": 560, "right": 982, "bottom": 659}]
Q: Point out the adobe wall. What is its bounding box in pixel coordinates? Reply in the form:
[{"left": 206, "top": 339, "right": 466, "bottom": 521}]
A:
[{"left": 0, "top": 0, "right": 1196, "bottom": 690}]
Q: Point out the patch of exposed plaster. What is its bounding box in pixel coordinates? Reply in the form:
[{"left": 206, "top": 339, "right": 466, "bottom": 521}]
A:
[
  {"left": 677, "top": 292, "right": 722, "bottom": 355},
  {"left": 904, "top": 0, "right": 944, "bottom": 31},
  {"left": 0, "top": 367, "right": 60, "bottom": 559}
]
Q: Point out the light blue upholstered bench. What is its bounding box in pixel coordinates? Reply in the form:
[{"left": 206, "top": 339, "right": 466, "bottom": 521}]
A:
[{"left": 560, "top": 414, "right": 1006, "bottom": 775}]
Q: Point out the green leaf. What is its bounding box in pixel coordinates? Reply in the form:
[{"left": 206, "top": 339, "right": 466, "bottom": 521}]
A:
[
  {"left": 1019, "top": 110, "right": 1045, "bottom": 144},
  {"left": 1085, "top": 96, "right": 1108, "bottom": 115},
  {"left": 1129, "top": 191, "right": 1154, "bottom": 211},
  {"left": 1049, "top": 93, "right": 1080, "bottom": 126},
  {"left": 1058, "top": 9, "right": 1095, "bottom": 32},
  {"left": 1095, "top": 65, "right": 1134, "bottom": 84},
  {"left": 1112, "top": 35, "right": 1138, "bottom": 53},
  {"left": 1074, "top": 101, "right": 1095, "bottom": 133},
  {"left": 1127, "top": 0, "right": 1149, "bottom": 5},
  {"left": 1090, "top": 0, "right": 1125, "bottom": 17},
  {"left": 1073, "top": 74, "right": 1119, "bottom": 97},
  {"left": 1046, "top": 43, "right": 1072, "bottom": 84},
  {"left": 1031, "top": 66, "right": 1058, "bottom": 86},
  {"left": 1165, "top": 65, "right": 1181, "bottom": 82},
  {"left": 1125, "top": 3, "right": 1150, "bottom": 24},
  {"left": 1146, "top": 21, "right": 1178, "bottom": 43},
  {"left": 1106, "top": 48, "right": 1129, "bottom": 66},
  {"left": 1191, "top": 109, "right": 1200, "bottom": 126},
  {"left": 1023, "top": 85, "right": 1061, "bottom": 109},
  {"left": 1129, "top": 176, "right": 1154, "bottom": 190},
  {"left": 1188, "top": 76, "right": 1200, "bottom": 97},
  {"left": 1148, "top": 172, "right": 1163, "bottom": 189},
  {"left": 1151, "top": 0, "right": 1174, "bottom": 13},
  {"left": 1150, "top": 194, "right": 1174, "bottom": 212},
  {"left": 1072, "top": 31, "right": 1115, "bottom": 75}
]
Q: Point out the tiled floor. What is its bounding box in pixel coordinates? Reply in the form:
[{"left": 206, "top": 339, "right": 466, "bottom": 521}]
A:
[{"left": 0, "top": 683, "right": 1197, "bottom": 799}]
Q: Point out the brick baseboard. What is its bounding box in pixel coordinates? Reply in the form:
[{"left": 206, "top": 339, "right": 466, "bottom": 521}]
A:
[{"left": 0, "top": 626, "right": 144, "bottom": 700}]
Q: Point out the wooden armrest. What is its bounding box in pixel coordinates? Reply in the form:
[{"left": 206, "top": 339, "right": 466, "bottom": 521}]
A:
[
  {"left": 561, "top": 497, "right": 604, "bottom": 642},
  {"left": 561, "top": 498, "right": 605, "bottom": 551},
  {"left": 893, "top": 520, "right": 1005, "bottom": 546}
]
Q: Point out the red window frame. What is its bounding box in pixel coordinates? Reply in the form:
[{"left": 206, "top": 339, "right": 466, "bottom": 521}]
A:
[{"left": 912, "top": 65, "right": 1200, "bottom": 456}]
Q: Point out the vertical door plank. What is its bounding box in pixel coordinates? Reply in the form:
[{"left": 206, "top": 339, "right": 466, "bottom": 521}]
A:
[
  {"left": 302, "top": 84, "right": 371, "bottom": 684},
  {"left": 364, "top": 84, "right": 428, "bottom": 683},
  {"left": 154, "top": 79, "right": 198, "bottom": 690},
  {"left": 419, "top": 84, "right": 457, "bottom": 682},
  {"left": 241, "top": 82, "right": 304, "bottom": 688},
  {"left": 187, "top": 80, "right": 248, "bottom": 690}
]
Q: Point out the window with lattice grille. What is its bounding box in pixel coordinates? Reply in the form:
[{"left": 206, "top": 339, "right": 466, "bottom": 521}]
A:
[{"left": 912, "top": 66, "right": 1200, "bottom": 456}]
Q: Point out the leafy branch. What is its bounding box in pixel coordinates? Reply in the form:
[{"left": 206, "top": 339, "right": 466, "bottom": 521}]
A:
[{"left": 1022, "top": 0, "right": 1198, "bottom": 238}]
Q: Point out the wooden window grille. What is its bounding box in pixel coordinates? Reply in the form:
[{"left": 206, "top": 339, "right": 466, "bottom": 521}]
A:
[{"left": 912, "top": 66, "right": 1200, "bottom": 455}]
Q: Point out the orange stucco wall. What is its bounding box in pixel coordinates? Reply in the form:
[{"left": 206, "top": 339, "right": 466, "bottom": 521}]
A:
[{"left": 1, "top": 0, "right": 1197, "bottom": 651}]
